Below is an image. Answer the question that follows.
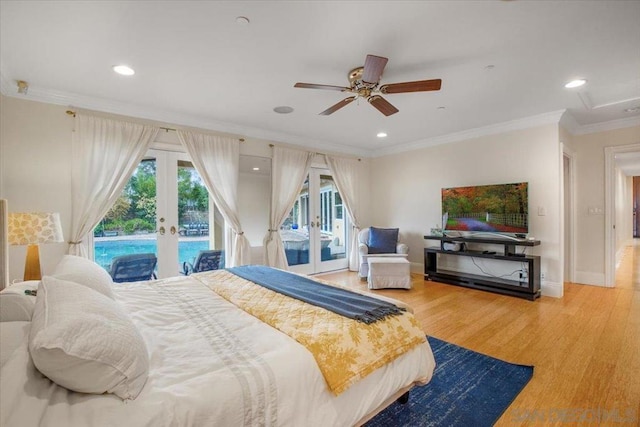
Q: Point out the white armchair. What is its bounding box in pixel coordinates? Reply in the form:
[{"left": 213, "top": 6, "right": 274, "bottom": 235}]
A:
[{"left": 358, "top": 227, "right": 408, "bottom": 279}]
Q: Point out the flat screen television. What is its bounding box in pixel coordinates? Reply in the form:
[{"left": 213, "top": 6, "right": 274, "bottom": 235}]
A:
[{"left": 442, "top": 182, "right": 528, "bottom": 234}]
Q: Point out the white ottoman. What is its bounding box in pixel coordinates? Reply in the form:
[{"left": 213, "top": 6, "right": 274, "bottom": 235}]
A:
[{"left": 367, "top": 257, "right": 411, "bottom": 290}]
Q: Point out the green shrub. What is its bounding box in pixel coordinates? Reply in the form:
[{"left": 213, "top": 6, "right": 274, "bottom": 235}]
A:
[
  {"left": 104, "top": 219, "right": 124, "bottom": 231},
  {"left": 123, "top": 218, "right": 155, "bottom": 234}
]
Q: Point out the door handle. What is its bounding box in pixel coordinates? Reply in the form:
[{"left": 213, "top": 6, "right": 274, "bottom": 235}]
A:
[
  {"left": 158, "top": 226, "right": 166, "bottom": 235},
  {"left": 310, "top": 221, "right": 315, "bottom": 228},
  {"left": 170, "top": 226, "right": 177, "bottom": 235}
]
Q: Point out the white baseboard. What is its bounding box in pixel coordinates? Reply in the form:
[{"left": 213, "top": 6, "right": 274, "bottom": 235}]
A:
[
  {"left": 541, "top": 280, "right": 563, "bottom": 298},
  {"left": 410, "top": 262, "right": 423, "bottom": 274},
  {"left": 574, "top": 271, "right": 606, "bottom": 286}
]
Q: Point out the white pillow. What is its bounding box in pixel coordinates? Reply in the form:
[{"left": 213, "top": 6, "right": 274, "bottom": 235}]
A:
[
  {"left": 0, "top": 293, "right": 35, "bottom": 322},
  {"left": 51, "top": 255, "right": 115, "bottom": 299},
  {"left": 1, "top": 321, "right": 30, "bottom": 367},
  {"left": 29, "top": 276, "right": 149, "bottom": 400}
]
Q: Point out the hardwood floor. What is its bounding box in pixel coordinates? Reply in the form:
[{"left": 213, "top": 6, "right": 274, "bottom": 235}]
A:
[{"left": 321, "top": 247, "right": 640, "bottom": 426}]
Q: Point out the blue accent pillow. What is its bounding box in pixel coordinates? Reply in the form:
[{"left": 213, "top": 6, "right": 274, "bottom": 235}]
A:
[{"left": 368, "top": 227, "right": 399, "bottom": 254}]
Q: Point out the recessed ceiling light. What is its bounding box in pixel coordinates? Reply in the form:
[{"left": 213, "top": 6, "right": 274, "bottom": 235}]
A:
[
  {"left": 377, "top": 132, "right": 387, "bottom": 138},
  {"left": 236, "top": 16, "right": 250, "bottom": 25},
  {"left": 252, "top": 167, "right": 260, "bottom": 171},
  {"left": 564, "top": 79, "right": 586, "bottom": 89},
  {"left": 113, "top": 65, "right": 135, "bottom": 76},
  {"left": 484, "top": 65, "right": 495, "bottom": 71},
  {"left": 624, "top": 106, "right": 640, "bottom": 113},
  {"left": 437, "top": 106, "right": 446, "bottom": 110},
  {"left": 273, "top": 106, "right": 294, "bottom": 114}
]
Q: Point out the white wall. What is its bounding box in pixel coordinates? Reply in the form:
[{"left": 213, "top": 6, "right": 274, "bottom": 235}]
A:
[
  {"left": 614, "top": 171, "right": 633, "bottom": 261},
  {"left": 238, "top": 171, "right": 270, "bottom": 246},
  {"left": 0, "top": 95, "right": 73, "bottom": 283},
  {"left": 370, "top": 124, "right": 563, "bottom": 297}
]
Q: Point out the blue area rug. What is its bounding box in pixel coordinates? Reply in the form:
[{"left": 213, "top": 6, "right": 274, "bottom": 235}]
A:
[{"left": 366, "top": 336, "right": 534, "bottom": 427}]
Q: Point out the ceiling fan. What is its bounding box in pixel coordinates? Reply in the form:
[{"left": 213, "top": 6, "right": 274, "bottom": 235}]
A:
[{"left": 294, "top": 54, "right": 442, "bottom": 116}]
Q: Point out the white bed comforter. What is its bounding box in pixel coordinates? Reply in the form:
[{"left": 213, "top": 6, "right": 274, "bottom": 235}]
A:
[{"left": 0, "top": 275, "right": 435, "bottom": 427}]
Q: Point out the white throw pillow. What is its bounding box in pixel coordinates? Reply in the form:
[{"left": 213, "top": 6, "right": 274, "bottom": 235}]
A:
[
  {"left": 51, "top": 255, "right": 115, "bottom": 299},
  {"left": 1, "top": 321, "right": 30, "bottom": 367},
  {"left": 0, "top": 293, "right": 35, "bottom": 322},
  {"left": 29, "top": 276, "right": 149, "bottom": 400}
]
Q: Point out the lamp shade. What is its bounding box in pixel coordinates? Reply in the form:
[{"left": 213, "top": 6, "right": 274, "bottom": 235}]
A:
[{"left": 8, "top": 212, "right": 64, "bottom": 245}]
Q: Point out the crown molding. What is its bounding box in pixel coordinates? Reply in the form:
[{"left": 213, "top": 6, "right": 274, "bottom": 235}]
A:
[
  {"left": 371, "top": 110, "right": 567, "bottom": 157},
  {"left": 572, "top": 115, "right": 640, "bottom": 135},
  {"left": 559, "top": 110, "right": 581, "bottom": 135},
  {"left": 0, "top": 73, "right": 371, "bottom": 158},
  {"left": 2, "top": 71, "right": 638, "bottom": 158}
]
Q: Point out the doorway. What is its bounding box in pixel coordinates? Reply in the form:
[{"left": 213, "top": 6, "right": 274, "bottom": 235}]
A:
[
  {"left": 93, "top": 149, "right": 223, "bottom": 278},
  {"left": 633, "top": 176, "right": 640, "bottom": 238},
  {"left": 285, "top": 168, "right": 349, "bottom": 274},
  {"left": 562, "top": 147, "right": 576, "bottom": 284},
  {"left": 604, "top": 143, "right": 640, "bottom": 287}
]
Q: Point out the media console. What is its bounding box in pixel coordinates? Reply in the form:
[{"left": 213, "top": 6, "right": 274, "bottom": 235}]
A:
[{"left": 424, "top": 235, "right": 541, "bottom": 301}]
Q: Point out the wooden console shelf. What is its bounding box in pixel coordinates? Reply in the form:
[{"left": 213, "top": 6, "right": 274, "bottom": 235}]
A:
[{"left": 424, "top": 235, "right": 541, "bottom": 301}]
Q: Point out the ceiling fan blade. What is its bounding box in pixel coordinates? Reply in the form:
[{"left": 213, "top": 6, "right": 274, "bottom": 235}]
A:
[
  {"left": 362, "top": 54, "right": 388, "bottom": 83},
  {"left": 368, "top": 95, "right": 399, "bottom": 116},
  {"left": 380, "top": 79, "right": 442, "bottom": 94},
  {"left": 294, "top": 83, "right": 350, "bottom": 91},
  {"left": 319, "top": 96, "right": 356, "bottom": 116}
]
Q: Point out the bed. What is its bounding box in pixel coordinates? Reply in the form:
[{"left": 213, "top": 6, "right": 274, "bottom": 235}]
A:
[{"left": 0, "top": 256, "right": 435, "bottom": 427}]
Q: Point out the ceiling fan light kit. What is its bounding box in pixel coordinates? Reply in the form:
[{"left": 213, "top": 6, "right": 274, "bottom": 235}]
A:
[{"left": 295, "top": 54, "right": 442, "bottom": 116}]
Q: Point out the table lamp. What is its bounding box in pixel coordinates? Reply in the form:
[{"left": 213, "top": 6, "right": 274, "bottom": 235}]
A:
[{"left": 8, "top": 212, "right": 64, "bottom": 281}]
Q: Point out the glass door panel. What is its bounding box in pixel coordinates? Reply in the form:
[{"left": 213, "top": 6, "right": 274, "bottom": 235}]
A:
[
  {"left": 94, "top": 150, "right": 224, "bottom": 278},
  {"left": 177, "top": 160, "right": 213, "bottom": 273},
  {"left": 283, "top": 177, "right": 311, "bottom": 272},
  {"left": 317, "top": 174, "right": 347, "bottom": 271},
  {"left": 287, "top": 169, "right": 348, "bottom": 274}
]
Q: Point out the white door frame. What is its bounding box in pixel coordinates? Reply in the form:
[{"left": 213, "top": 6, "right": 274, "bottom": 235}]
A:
[
  {"left": 561, "top": 143, "right": 576, "bottom": 284},
  {"left": 314, "top": 168, "right": 350, "bottom": 273},
  {"left": 289, "top": 168, "right": 349, "bottom": 275},
  {"left": 153, "top": 150, "right": 180, "bottom": 278},
  {"left": 604, "top": 143, "right": 640, "bottom": 287}
]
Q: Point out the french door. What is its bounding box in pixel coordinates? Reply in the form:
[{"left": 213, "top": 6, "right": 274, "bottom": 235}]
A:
[
  {"left": 94, "top": 149, "right": 218, "bottom": 278},
  {"left": 286, "top": 168, "right": 349, "bottom": 274}
]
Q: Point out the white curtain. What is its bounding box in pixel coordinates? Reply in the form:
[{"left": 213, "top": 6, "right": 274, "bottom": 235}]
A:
[
  {"left": 177, "top": 131, "right": 250, "bottom": 267},
  {"left": 263, "top": 146, "right": 314, "bottom": 269},
  {"left": 68, "top": 114, "right": 159, "bottom": 257},
  {"left": 327, "top": 155, "right": 364, "bottom": 271}
]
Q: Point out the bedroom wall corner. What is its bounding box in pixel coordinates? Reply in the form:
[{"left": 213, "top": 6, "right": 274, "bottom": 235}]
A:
[{"left": 0, "top": 95, "right": 73, "bottom": 283}]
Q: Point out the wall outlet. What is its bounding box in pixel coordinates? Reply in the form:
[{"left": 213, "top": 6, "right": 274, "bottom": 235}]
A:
[{"left": 541, "top": 272, "right": 546, "bottom": 280}]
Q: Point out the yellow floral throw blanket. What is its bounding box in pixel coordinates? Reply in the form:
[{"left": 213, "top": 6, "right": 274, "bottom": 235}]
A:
[{"left": 193, "top": 268, "right": 426, "bottom": 395}]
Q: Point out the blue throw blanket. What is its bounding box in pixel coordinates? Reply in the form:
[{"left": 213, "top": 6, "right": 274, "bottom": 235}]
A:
[{"left": 227, "top": 265, "right": 405, "bottom": 324}]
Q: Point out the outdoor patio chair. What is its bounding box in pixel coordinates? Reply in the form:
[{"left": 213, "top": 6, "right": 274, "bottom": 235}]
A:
[
  {"left": 182, "top": 250, "right": 224, "bottom": 275},
  {"left": 109, "top": 253, "right": 157, "bottom": 283}
]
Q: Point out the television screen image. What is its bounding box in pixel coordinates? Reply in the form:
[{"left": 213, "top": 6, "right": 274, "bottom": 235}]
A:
[{"left": 442, "top": 182, "right": 528, "bottom": 234}]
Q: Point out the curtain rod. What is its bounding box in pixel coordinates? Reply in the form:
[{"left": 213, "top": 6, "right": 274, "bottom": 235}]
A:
[
  {"left": 268, "top": 143, "right": 361, "bottom": 161},
  {"left": 66, "top": 110, "right": 245, "bottom": 142}
]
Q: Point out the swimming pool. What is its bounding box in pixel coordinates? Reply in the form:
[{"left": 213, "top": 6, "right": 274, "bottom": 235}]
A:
[{"left": 94, "top": 239, "right": 211, "bottom": 271}]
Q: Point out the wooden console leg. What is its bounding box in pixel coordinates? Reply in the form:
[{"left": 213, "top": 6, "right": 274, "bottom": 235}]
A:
[{"left": 397, "top": 391, "right": 410, "bottom": 404}]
